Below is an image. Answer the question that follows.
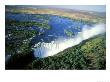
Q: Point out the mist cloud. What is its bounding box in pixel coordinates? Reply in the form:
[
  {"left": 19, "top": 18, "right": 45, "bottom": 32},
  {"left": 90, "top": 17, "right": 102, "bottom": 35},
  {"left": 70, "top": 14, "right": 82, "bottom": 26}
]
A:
[{"left": 34, "top": 23, "right": 106, "bottom": 58}]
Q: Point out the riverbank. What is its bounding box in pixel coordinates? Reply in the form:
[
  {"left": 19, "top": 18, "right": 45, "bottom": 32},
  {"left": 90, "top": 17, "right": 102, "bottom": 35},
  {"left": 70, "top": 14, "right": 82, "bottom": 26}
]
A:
[
  {"left": 6, "top": 6, "right": 106, "bottom": 23},
  {"left": 27, "top": 34, "right": 106, "bottom": 70}
]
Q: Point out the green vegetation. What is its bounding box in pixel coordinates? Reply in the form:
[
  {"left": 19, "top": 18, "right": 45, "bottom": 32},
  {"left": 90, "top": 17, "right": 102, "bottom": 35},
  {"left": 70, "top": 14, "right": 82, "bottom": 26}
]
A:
[
  {"left": 5, "top": 16, "right": 52, "bottom": 69},
  {"left": 5, "top": 17, "right": 52, "bottom": 55},
  {"left": 74, "top": 26, "right": 81, "bottom": 31},
  {"left": 81, "top": 34, "right": 106, "bottom": 69},
  {"left": 64, "top": 29, "right": 74, "bottom": 37},
  {"left": 36, "top": 15, "right": 44, "bottom": 19},
  {"left": 5, "top": 6, "right": 106, "bottom": 70},
  {"left": 5, "top": 30, "right": 36, "bottom": 56},
  {"left": 6, "top": 20, "right": 37, "bottom": 56},
  {"left": 6, "top": 19, "right": 51, "bottom": 29},
  {"left": 26, "top": 34, "right": 106, "bottom": 70},
  {"left": 5, "top": 19, "right": 106, "bottom": 70},
  {"left": 6, "top": 5, "right": 106, "bottom": 24}
]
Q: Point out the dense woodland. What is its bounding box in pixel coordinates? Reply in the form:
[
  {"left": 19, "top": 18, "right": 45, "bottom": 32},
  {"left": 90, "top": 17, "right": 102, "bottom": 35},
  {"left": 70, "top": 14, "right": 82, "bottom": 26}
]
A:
[
  {"left": 6, "top": 34, "right": 106, "bottom": 70},
  {"left": 5, "top": 6, "right": 106, "bottom": 70}
]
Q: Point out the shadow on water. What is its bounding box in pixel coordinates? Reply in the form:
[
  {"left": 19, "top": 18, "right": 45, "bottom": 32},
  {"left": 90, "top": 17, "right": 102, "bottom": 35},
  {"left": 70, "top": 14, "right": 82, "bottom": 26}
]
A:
[{"left": 5, "top": 13, "right": 106, "bottom": 69}]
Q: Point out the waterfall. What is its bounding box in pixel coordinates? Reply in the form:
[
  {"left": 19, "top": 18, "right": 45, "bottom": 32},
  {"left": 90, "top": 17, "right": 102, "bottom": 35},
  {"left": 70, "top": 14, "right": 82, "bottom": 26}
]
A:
[{"left": 33, "top": 24, "right": 106, "bottom": 58}]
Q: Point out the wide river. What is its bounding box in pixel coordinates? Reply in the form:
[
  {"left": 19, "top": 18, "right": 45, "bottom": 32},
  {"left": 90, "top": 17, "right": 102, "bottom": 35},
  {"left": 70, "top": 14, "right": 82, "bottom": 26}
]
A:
[{"left": 6, "top": 13, "right": 105, "bottom": 58}]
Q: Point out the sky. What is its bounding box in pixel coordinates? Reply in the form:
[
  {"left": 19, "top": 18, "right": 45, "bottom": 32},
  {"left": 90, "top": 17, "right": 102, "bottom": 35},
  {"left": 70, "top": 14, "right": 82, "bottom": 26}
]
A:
[
  {"left": 12, "top": 5, "right": 106, "bottom": 12},
  {"left": 45, "top": 5, "right": 106, "bottom": 12}
]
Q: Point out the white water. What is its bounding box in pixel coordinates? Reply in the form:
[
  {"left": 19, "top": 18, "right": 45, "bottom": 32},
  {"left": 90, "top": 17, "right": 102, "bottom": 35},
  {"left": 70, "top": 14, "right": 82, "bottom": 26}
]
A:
[{"left": 33, "top": 24, "right": 106, "bottom": 58}]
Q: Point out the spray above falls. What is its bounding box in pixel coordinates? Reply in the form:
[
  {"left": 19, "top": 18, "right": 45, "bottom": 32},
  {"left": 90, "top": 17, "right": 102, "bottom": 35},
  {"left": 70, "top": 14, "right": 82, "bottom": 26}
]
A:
[{"left": 33, "top": 24, "right": 106, "bottom": 58}]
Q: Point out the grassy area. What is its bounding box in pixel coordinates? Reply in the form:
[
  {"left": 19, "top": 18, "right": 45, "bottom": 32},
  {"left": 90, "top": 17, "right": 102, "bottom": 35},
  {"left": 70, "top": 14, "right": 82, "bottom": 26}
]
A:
[
  {"left": 6, "top": 19, "right": 51, "bottom": 29},
  {"left": 26, "top": 34, "right": 106, "bottom": 70},
  {"left": 5, "top": 19, "right": 106, "bottom": 69},
  {"left": 6, "top": 6, "right": 106, "bottom": 24},
  {"left": 6, "top": 19, "right": 37, "bottom": 56},
  {"left": 64, "top": 29, "right": 74, "bottom": 37},
  {"left": 5, "top": 18, "right": 51, "bottom": 55},
  {"left": 5, "top": 6, "right": 106, "bottom": 70},
  {"left": 5, "top": 17, "right": 51, "bottom": 69}
]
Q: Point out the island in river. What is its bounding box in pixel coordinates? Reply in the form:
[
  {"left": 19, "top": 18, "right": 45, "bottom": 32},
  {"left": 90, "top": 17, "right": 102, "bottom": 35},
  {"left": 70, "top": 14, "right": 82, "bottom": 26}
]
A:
[{"left": 5, "top": 5, "right": 106, "bottom": 70}]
